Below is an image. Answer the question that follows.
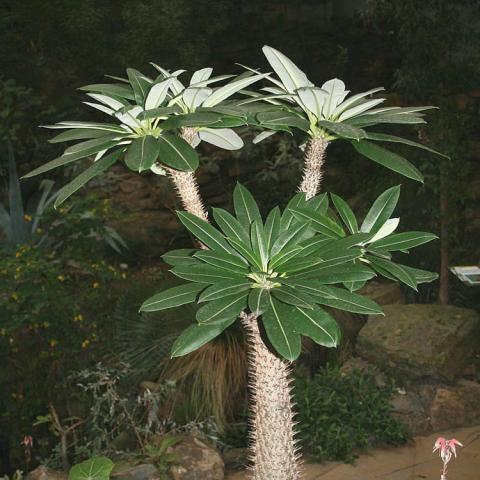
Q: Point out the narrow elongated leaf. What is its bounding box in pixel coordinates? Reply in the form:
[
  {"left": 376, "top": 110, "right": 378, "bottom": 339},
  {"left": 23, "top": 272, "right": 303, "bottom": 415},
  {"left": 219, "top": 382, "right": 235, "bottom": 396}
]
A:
[
  {"left": 352, "top": 141, "right": 424, "bottom": 182},
  {"left": 80, "top": 83, "right": 135, "bottom": 100},
  {"left": 270, "top": 221, "right": 311, "bottom": 257},
  {"left": 140, "top": 283, "right": 204, "bottom": 312},
  {"left": 227, "top": 237, "right": 263, "bottom": 271},
  {"left": 364, "top": 132, "right": 448, "bottom": 158},
  {"left": 257, "top": 111, "right": 309, "bottom": 131},
  {"left": 157, "top": 134, "right": 199, "bottom": 171},
  {"left": 43, "top": 121, "right": 127, "bottom": 132},
  {"left": 49, "top": 128, "right": 117, "bottom": 144},
  {"left": 233, "top": 183, "right": 262, "bottom": 228},
  {"left": 318, "top": 120, "right": 366, "bottom": 140},
  {"left": 124, "top": 136, "right": 160, "bottom": 172},
  {"left": 161, "top": 112, "right": 221, "bottom": 129},
  {"left": 290, "top": 251, "right": 361, "bottom": 278},
  {"left": 263, "top": 297, "right": 301, "bottom": 361},
  {"left": 322, "top": 78, "right": 348, "bottom": 118},
  {"left": 368, "top": 257, "right": 418, "bottom": 289},
  {"left": 298, "top": 236, "right": 332, "bottom": 257},
  {"left": 290, "top": 207, "right": 345, "bottom": 238},
  {"left": 294, "top": 283, "right": 383, "bottom": 315},
  {"left": 199, "top": 128, "right": 243, "bottom": 150},
  {"left": 284, "top": 264, "right": 375, "bottom": 285},
  {"left": 64, "top": 135, "right": 120, "bottom": 155},
  {"left": 264, "top": 207, "right": 281, "bottom": 252},
  {"left": 182, "top": 87, "right": 212, "bottom": 110},
  {"left": 23, "top": 139, "right": 119, "bottom": 178},
  {"left": 253, "top": 131, "right": 276, "bottom": 144},
  {"left": 171, "top": 319, "right": 235, "bottom": 357},
  {"left": 296, "top": 87, "right": 326, "bottom": 118},
  {"left": 145, "top": 78, "right": 173, "bottom": 109},
  {"left": 196, "top": 291, "right": 248, "bottom": 324},
  {"left": 127, "top": 68, "right": 150, "bottom": 104},
  {"left": 368, "top": 218, "right": 400, "bottom": 243},
  {"left": 262, "top": 46, "right": 312, "bottom": 93},
  {"left": 171, "top": 265, "right": 243, "bottom": 284},
  {"left": 250, "top": 220, "right": 269, "bottom": 270},
  {"left": 294, "top": 306, "right": 341, "bottom": 347},
  {"left": 401, "top": 265, "right": 438, "bottom": 284},
  {"left": 360, "top": 185, "right": 401, "bottom": 233},
  {"left": 269, "top": 246, "right": 304, "bottom": 270},
  {"left": 330, "top": 193, "right": 358, "bottom": 233},
  {"left": 334, "top": 88, "right": 385, "bottom": 116},
  {"left": 190, "top": 67, "right": 213, "bottom": 85},
  {"left": 177, "top": 211, "right": 235, "bottom": 254},
  {"left": 338, "top": 98, "right": 385, "bottom": 121},
  {"left": 307, "top": 193, "right": 329, "bottom": 214},
  {"left": 194, "top": 250, "right": 249, "bottom": 273},
  {"left": 54, "top": 150, "right": 122, "bottom": 207},
  {"left": 348, "top": 113, "right": 427, "bottom": 127},
  {"left": 281, "top": 193, "right": 307, "bottom": 229},
  {"left": 212, "top": 208, "right": 250, "bottom": 245},
  {"left": 203, "top": 73, "right": 269, "bottom": 107},
  {"left": 162, "top": 249, "right": 197, "bottom": 266},
  {"left": 248, "top": 288, "right": 270, "bottom": 315},
  {"left": 86, "top": 93, "right": 126, "bottom": 111},
  {"left": 199, "top": 280, "right": 251, "bottom": 302},
  {"left": 272, "top": 285, "right": 314, "bottom": 308}
]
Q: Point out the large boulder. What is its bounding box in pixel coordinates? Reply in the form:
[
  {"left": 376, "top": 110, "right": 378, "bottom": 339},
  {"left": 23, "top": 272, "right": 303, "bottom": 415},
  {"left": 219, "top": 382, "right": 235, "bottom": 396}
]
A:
[
  {"left": 26, "top": 467, "right": 67, "bottom": 480},
  {"left": 357, "top": 304, "right": 480, "bottom": 381},
  {"left": 112, "top": 463, "right": 160, "bottom": 480},
  {"left": 169, "top": 436, "right": 224, "bottom": 480}
]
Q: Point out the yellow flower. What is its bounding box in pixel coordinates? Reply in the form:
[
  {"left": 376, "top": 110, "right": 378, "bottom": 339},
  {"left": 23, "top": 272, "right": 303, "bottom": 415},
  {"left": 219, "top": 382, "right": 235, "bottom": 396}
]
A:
[
  {"left": 92, "top": 282, "right": 100, "bottom": 289},
  {"left": 49, "top": 339, "right": 58, "bottom": 348},
  {"left": 36, "top": 228, "right": 44, "bottom": 234},
  {"left": 82, "top": 339, "right": 90, "bottom": 348},
  {"left": 15, "top": 251, "right": 22, "bottom": 258},
  {"left": 121, "top": 273, "right": 127, "bottom": 279},
  {"left": 57, "top": 275, "right": 65, "bottom": 282},
  {"left": 24, "top": 214, "right": 32, "bottom": 222},
  {"left": 11, "top": 292, "right": 19, "bottom": 302},
  {"left": 74, "top": 314, "right": 84, "bottom": 322}
]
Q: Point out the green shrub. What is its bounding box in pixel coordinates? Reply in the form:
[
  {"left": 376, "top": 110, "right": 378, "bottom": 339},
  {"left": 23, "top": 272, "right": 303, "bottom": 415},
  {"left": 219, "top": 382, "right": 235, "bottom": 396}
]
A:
[{"left": 295, "top": 365, "right": 408, "bottom": 463}]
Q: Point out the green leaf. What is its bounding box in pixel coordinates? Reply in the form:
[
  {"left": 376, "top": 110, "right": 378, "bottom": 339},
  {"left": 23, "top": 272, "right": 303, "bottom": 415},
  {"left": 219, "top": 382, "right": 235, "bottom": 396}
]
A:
[
  {"left": 330, "top": 193, "right": 358, "bottom": 234},
  {"left": 360, "top": 185, "right": 401, "bottom": 233},
  {"left": 281, "top": 193, "right": 308, "bottom": 229},
  {"left": 318, "top": 120, "right": 366, "bottom": 140},
  {"left": 124, "top": 136, "right": 160, "bottom": 172},
  {"left": 212, "top": 208, "right": 250, "bottom": 245},
  {"left": 127, "top": 68, "right": 150, "bottom": 105},
  {"left": 171, "top": 320, "right": 235, "bottom": 357},
  {"left": 290, "top": 207, "right": 345, "bottom": 238},
  {"left": 264, "top": 207, "right": 281, "bottom": 251},
  {"left": 233, "top": 183, "right": 262, "bottom": 228},
  {"left": 307, "top": 193, "right": 329, "bottom": 214},
  {"left": 352, "top": 141, "right": 423, "bottom": 183},
  {"left": 49, "top": 128, "right": 117, "bottom": 144},
  {"left": 250, "top": 220, "right": 269, "bottom": 270},
  {"left": 54, "top": 150, "right": 121, "bottom": 207},
  {"left": 401, "top": 265, "right": 438, "bottom": 284},
  {"left": 269, "top": 246, "right": 304, "bottom": 270},
  {"left": 263, "top": 297, "right": 301, "bottom": 361},
  {"left": 297, "top": 236, "right": 332, "bottom": 257},
  {"left": 194, "top": 250, "right": 249, "bottom": 274},
  {"left": 198, "top": 128, "right": 243, "bottom": 150},
  {"left": 162, "top": 249, "right": 197, "bottom": 266},
  {"left": 161, "top": 112, "right": 222, "bottom": 129},
  {"left": 145, "top": 78, "right": 174, "bottom": 110},
  {"left": 158, "top": 134, "right": 199, "bottom": 171},
  {"left": 272, "top": 285, "right": 315, "bottom": 308},
  {"left": 227, "top": 237, "right": 263, "bottom": 271},
  {"left": 290, "top": 251, "right": 361, "bottom": 278},
  {"left": 270, "top": 221, "right": 311, "bottom": 257},
  {"left": 23, "top": 139, "right": 119, "bottom": 178},
  {"left": 347, "top": 112, "right": 427, "bottom": 127},
  {"left": 294, "top": 306, "right": 341, "bottom": 347},
  {"left": 364, "top": 132, "right": 448, "bottom": 158},
  {"left": 248, "top": 288, "right": 270, "bottom": 315},
  {"left": 371, "top": 231, "right": 438, "bottom": 251},
  {"left": 68, "top": 458, "right": 114, "bottom": 480},
  {"left": 199, "top": 280, "right": 251, "bottom": 302},
  {"left": 171, "top": 265, "right": 243, "bottom": 284},
  {"left": 257, "top": 111, "right": 309, "bottom": 131},
  {"left": 262, "top": 46, "right": 312, "bottom": 93},
  {"left": 368, "top": 257, "right": 418, "bottom": 290},
  {"left": 177, "top": 211, "right": 235, "bottom": 255},
  {"left": 80, "top": 83, "right": 135, "bottom": 100},
  {"left": 196, "top": 291, "right": 248, "bottom": 324},
  {"left": 285, "top": 264, "right": 375, "bottom": 285},
  {"left": 140, "top": 283, "right": 204, "bottom": 312},
  {"left": 293, "top": 282, "right": 383, "bottom": 315}
]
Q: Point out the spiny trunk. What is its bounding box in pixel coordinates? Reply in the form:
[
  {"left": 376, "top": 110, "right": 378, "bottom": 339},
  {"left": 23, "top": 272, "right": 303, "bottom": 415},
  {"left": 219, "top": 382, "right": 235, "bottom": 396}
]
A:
[
  {"left": 165, "top": 127, "right": 208, "bottom": 222},
  {"left": 241, "top": 313, "right": 300, "bottom": 480},
  {"left": 298, "top": 137, "right": 329, "bottom": 200}
]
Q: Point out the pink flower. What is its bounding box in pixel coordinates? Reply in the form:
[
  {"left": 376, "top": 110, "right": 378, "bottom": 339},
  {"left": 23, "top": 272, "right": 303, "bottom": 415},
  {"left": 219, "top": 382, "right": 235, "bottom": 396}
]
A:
[
  {"left": 21, "top": 435, "right": 33, "bottom": 449},
  {"left": 433, "top": 437, "right": 463, "bottom": 479}
]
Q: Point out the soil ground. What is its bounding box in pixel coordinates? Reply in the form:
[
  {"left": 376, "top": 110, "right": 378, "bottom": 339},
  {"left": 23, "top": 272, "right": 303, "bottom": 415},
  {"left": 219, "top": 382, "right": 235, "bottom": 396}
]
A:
[{"left": 226, "top": 425, "right": 480, "bottom": 479}]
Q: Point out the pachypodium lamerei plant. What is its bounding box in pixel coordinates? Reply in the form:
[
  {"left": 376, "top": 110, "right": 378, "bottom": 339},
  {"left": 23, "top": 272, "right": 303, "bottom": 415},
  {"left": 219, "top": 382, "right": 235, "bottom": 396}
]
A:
[{"left": 26, "top": 46, "right": 442, "bottom": 480}]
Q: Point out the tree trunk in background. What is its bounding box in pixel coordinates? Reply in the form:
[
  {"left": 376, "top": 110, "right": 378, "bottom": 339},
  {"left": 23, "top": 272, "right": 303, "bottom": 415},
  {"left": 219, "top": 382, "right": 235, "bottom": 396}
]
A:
[
  {"left": 165, "top": 127, "right": 209, "bottom": 222},
  {"left": 241, "top": 313, "right": 300, "bottom": 480},
  {"left": 298, "top": 137, "right": 329, "bottom": 200},
  {"left": 438, "top": 165, "right": 449, "bottom": 305}
]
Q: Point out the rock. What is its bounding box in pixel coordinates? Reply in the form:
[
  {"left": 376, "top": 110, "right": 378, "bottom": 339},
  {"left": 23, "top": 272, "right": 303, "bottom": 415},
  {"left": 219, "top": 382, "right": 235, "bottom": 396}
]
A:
[
  {"left": 357, "top": 304, "right": 480, "bottom": 381},
  {"left": 169, "top": 436, "right": 224, "bottom": 480},
  {"left": 112, "top": 463, "right": 160, "bottom": 480},
  {"left": 390, "top": 390, "right": 430, "bottom": 435},
  {"left": 222, "top": 448, "right": 248, "bottom": 471},
  {"left": 359, "top": 282, "right": 405, "bottom": 306},
  {"left": 429, "top": 388, "right": 466, "bottom": 431},
  {"left": 26, "top": 467, "right": 67, "bottom": 480},
  {"left": 340, "top": 356, "right": 386, "bottom": 387}
]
